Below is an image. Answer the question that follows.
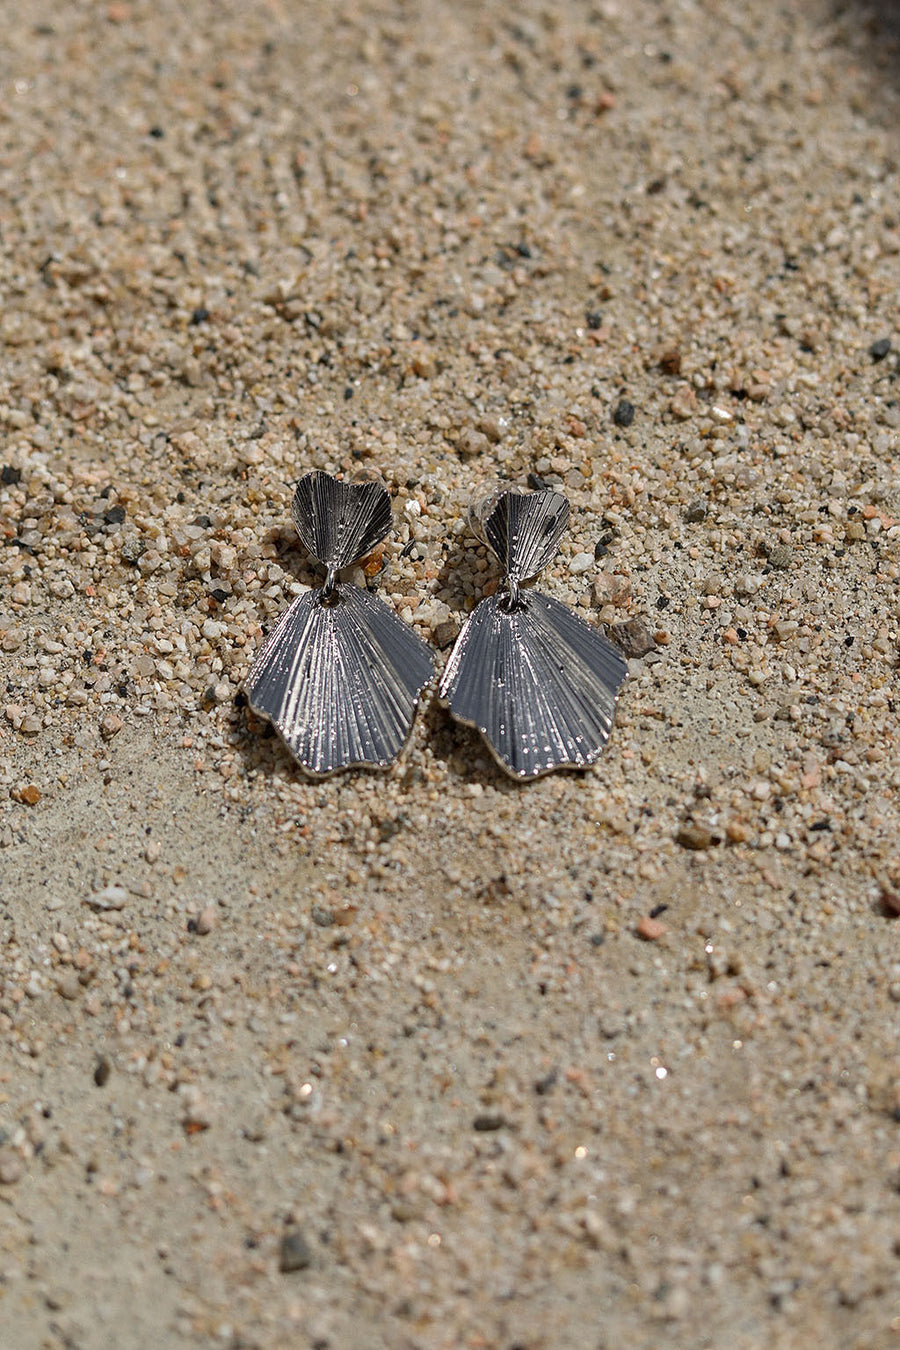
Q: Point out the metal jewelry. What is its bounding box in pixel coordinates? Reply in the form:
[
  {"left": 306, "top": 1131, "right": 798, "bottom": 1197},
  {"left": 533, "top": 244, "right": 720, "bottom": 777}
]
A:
[
  {"left": 245, "top": 470, "right": 434, "bottom": 775},
  {"left": 440, "top": 484, "right": 627, "bottom": 780}
]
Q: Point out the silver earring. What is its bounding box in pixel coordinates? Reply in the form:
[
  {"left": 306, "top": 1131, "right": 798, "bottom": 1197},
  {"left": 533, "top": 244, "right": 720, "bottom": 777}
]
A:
[
  {"left": 245, "top": 470, "right": 434, "bottom": 775},
  {"left": 440, "top": 485, "right": 627, "bottom": 780}
]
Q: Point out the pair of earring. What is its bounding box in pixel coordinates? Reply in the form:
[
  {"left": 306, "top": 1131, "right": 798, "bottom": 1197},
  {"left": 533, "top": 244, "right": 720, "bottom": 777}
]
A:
[{"left": 244, "top": 470, "right": 627, "bottom": 781}]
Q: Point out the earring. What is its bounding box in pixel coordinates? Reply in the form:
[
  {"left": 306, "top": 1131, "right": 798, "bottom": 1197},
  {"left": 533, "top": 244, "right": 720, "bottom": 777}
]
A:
[
  {"left": 245, "top": 470, "right": 435, "bottom": 776},
  {"left": 439, "top": 485, "right": 627, "bottom": 780}
]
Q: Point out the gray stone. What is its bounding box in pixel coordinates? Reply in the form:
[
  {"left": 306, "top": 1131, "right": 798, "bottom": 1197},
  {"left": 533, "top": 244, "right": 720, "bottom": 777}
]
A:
[{"left": 279, "top": 1228, "right": 312, "bottom": 1273}]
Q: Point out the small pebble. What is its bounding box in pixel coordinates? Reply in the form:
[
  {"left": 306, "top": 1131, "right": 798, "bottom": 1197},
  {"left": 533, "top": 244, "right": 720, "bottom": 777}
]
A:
[
  {"left": 94, "top": 1056, "right": 112, "bottom": 1087},
  {"left": 279, "top": 1228, "right": 312, "bottom": 1273},
  {"left": 569, "top": 551, "right": 594, "bottom": 575},
  {"left": 636, "top": 916, "right": 667, "bottom": 941},
  {"left": 16, "top": 784, "right": 42, "bottom": 805},
  {"left": 766, "top": 543, "right": 792, "bottom": 570},
  {"left": 870, "top": 336, "right": 891, "bottom": 361},
  {"left": 433, "top": 620, "right": 460, "bottom": 650},
  {"left": 670, "top": 386, "right": 696, "bottom": 420},
  {"left": 455, "top": 427, "right": 490, "bottom": 460},
  {"left": 120, "top": 536, "right": 145, "bottom": 564},
  {"left": 473, "top": 1113, "right": 507, "bottom": 1132},
  {"left": 195, "top": 904, "right": 218, "bottom": 935},
  {"left": 684, "top": 500, "right": 707, "bottom": 523},
  {"left": 591, "top": 573, "right": 631, "bottom": 608},
  {"left": 608, "top": 619, "right": 657, "bottom": 659},
  {"left": 56, "top": 971, "right": 82, "bottom": 1001},
  {"left": 613, "top": 399, "right": 635, "bottom": 427},
  {"left": 100, "top": 713, "right": 124, "bottom": 740},
  {"left": 86, "top": 885, "right": 129, "bottom": 911}
]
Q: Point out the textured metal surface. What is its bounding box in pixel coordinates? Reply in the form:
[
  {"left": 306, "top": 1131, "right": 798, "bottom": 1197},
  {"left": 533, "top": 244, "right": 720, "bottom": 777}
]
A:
[
  {"left": 471, "top": 487, "right": 570, "bottom": 581},
  {"left": 440, "top": 590, "right": 627, "bottom": 779},
  {"left": 246, "top": 583, "right": 434, "bottom": 776},
  {"left": 443, "top": 485, "right": 626, "bottom": 779},
  {"left": 290, "top": 470, "right": 392, "bottom": 569}
]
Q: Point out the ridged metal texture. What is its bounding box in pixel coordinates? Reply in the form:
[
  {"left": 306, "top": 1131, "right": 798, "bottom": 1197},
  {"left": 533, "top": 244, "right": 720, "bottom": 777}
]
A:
[
  {"left": 441, "top": 487, "right": 627, "bottom": 779},
  {"left": 471, "top": 487, "right": 569, "bottom": 581},
  {"left": 246, "top": 472, "right": 434, "bottom": 775},
  {"left": 246, "top": 584, "right": 434, "bottom": 775},
  {"left": 290, "top": 470, "right": 392, "bottom": 568},
  {"left": 440, "top": 591, "right": 627, "bottom": 778}
]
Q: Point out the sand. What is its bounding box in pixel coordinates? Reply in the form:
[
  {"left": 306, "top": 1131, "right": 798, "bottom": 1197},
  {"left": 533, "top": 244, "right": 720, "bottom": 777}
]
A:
[{"left": 1, "top": 0, "right": 899, "bottom": 1346}]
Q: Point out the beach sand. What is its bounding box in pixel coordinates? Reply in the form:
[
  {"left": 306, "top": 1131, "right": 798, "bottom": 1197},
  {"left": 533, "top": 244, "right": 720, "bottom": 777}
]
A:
[{"left": 1, "top": 1, "right": 899, "bottom": 1346}]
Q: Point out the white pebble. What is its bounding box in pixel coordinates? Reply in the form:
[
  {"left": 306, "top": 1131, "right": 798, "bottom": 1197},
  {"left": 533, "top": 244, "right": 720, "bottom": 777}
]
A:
[{"left": 86, "top": 885, "right": 129, "bottom": 911}]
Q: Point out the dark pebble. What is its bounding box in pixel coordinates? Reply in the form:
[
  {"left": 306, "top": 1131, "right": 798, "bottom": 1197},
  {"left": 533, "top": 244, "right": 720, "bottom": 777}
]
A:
[
  {"left": 586, "top": 310, "right": 603, "bottom": 329},
  {"left": 473, "top": 1113, "right": 507, "bottom": 1132},
  {"left": 279, "top": 1228, "right": 312, "bottom": 1273},
  {"left": 433, "top": 620, "right": 460, "bottom": 650},
  {"left": 94, "top": 1056, "right": 111, "bottom": 1087},
  {"left": 1, "top": 465, "right": 21, "bottom": 485},
  {"left": 608, "top": 618, "right": 658, "bottom": 659},
  {"left": 104, "top": 505, "right": 126, "bottom": 525},
  {"left": 658, "top": 347, "right": 682, "bottom": 375},
  {"left": 684, "top": 500, "right": 707, "bottom": 523},
  {"left": 527, "top": 471, "right": 549, "bottom": 490},
  {"left": 870, "top": 337, "right": 891, "bottom": 361},
  {"left": 613, "top": 399, "right": 635, "bottom": 427},
  {"left": 190, "top": 306, "right": 211, "bottom": 325},
  {"left": 533, "top": 1069, "right": 558, "bottom": 1096}
]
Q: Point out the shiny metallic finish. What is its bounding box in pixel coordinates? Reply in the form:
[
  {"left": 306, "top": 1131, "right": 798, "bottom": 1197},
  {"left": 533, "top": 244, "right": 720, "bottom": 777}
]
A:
[
  {"left": 441, "top": 487, "right": 627, "bottom": 780},
  {"left": 245, "top": 472, "right": 434, "bottom": 775},
  {"left": 291, "top": 470, "right": 391, "bottom": 570},
  {"left": 470, "top": 485, "right": 570, "bottom": 582}
]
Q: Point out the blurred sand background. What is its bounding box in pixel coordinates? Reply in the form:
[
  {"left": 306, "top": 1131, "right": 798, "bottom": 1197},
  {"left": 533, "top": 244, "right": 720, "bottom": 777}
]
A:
[{"left": 1, "top": 1, "right": 899, "bottom": 1346}]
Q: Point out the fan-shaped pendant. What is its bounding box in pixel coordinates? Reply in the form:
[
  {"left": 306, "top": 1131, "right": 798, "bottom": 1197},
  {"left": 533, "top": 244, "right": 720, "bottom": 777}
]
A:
[
  {"left": 441, "top": 487, "right": 627, "bottom": 779},
  {"left": 245, "top": 471, "right": 434, "bottom": 775}
]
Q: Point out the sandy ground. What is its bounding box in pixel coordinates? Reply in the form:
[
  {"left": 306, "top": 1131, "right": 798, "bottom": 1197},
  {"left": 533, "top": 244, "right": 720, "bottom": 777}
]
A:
[{"left": 1, "top": 0, "right": 900, "bottom": 1346}]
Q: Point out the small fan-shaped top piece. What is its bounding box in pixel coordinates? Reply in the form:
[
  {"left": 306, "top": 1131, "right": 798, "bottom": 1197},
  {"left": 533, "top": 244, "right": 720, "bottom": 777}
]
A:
[
  {"left": 291, "top": 470, "right": 392, "bottom": 569},
  {"left": 470, "top": 486, "right": 569, "bottom": 582}
]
